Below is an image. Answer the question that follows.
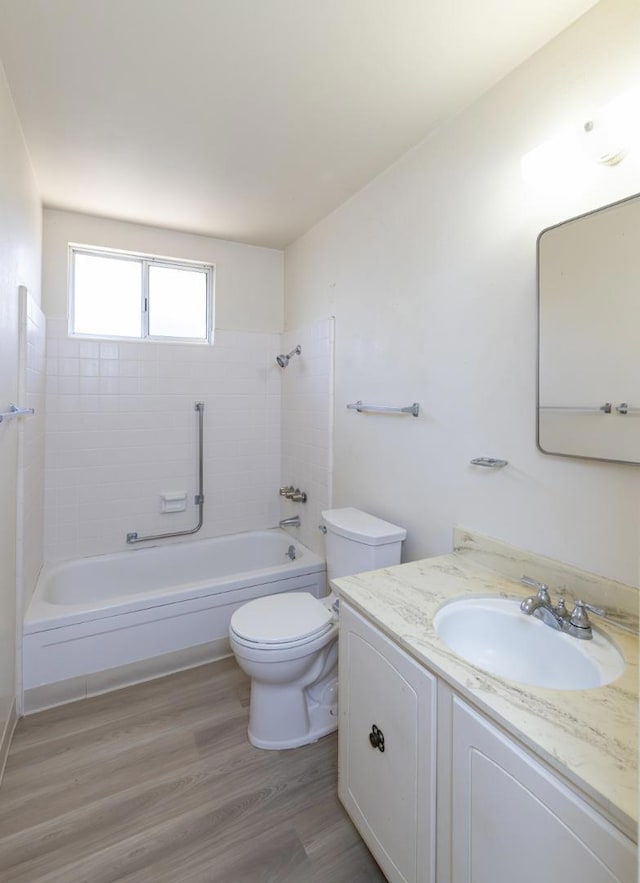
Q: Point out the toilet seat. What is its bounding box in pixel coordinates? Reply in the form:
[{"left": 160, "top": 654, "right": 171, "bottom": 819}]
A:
[
  {"left": 230, "top": 592, "right": 334, "bottom": 648},
  {"left": 230, "top": 623, "right": 335, "bottom": 653}
]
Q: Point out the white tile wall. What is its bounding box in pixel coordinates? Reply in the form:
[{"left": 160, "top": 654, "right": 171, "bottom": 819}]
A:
[
  {"left": 280, "top": 318, "right": 334, "bottom": 556},
  {"left": 44, "top": 324, "right": 282, "bottom": 561},
  {"left": 17, "top": 289, "right": 46, "bottom": 604},
  {"left": 16, "top": 288, "right": 46, "bottom": 711}
]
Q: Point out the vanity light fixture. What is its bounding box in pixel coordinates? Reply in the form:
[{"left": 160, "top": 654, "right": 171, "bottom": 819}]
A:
[
  {"left": 581, "top": 86, "right": 640, "bottom": 166},
  {"left": 583, "top": 119, "right": 627, "bottom": 166},
  {"left": 521, "top": 86, "right": 638, "bottom": 187}
]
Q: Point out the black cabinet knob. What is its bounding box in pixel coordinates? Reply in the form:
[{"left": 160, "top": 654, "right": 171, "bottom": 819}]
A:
[{"left": 368, "top": 724, "right": 385, "bottom": 752}]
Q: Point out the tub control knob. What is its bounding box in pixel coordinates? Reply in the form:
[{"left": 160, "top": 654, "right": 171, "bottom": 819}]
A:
[{"left": 368, "top": 724, "right": 385, "bottom": 752}]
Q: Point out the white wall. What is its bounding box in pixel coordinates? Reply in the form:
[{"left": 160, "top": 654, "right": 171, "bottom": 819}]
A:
[
  {"left": 42, "top": 211, "right": 284, "bottom": 561},
  {"left": 284, "top": 0, "right": 640, "bottom": 586},
  {"left": 0, "top": 60, "right": 41, "bottom": 744}
]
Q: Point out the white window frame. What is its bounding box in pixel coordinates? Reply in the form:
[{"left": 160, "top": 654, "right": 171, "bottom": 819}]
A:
[{"left": 68, "top": 245, "right": 215, "bottom": 344}]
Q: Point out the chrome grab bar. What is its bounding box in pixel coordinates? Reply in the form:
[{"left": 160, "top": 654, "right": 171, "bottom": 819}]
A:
[
  {"left": 347, "top": 400, "right": 420, "bottom": 417},
  {"left": 0, "top": 404, "right": 35, "bottom": 423},
  {"left": 126, "top": 402, "right": 205, "bottom": 545}
]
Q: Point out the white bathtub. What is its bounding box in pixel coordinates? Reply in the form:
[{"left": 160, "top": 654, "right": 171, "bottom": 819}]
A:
[{"left": 24, "top": 529, "right": 326, "bottom": 708}]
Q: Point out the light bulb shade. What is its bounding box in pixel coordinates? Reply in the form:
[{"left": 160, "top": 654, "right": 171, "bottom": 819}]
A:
[{"left": 583, "top": 119, "right": 627, "bottom": 166}]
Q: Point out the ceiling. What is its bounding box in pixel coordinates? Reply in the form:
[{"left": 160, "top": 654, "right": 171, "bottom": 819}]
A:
[{"left": 0, "top": 0, "right": 599, "bottom": 248}]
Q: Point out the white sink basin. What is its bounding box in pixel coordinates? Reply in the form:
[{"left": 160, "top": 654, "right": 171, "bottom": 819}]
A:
[{"left": 433, "top": 597, "right": 624, "bottom": 690}]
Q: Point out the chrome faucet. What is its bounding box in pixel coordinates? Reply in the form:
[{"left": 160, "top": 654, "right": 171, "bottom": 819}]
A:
[
  {"left": 519, "top": 576, "right": 605, "bottom": 640},
  {"left": 520, "top": 576, "right": 552, "bottom": 614},
  {"left": 279, "top": 486, "right": 307, "bottom": 503},
  {"left": 279, "top": 515, "right": 301, "bottom": 528}
]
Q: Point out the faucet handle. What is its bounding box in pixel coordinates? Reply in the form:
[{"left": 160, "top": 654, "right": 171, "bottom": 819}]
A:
[
  {"left": 554, "top": 598, "right": 570, "bottom": 619},
  {"left": 569, "top": 599, "right": 606, "bottom": 629},
  {"left": 521, "top": 575, "right": 551, "bottom": 603}
]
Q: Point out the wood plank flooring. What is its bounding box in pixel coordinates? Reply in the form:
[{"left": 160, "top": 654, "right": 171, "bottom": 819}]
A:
[{"left": 0, "top": 658, "right": 386, "bottom": 882}]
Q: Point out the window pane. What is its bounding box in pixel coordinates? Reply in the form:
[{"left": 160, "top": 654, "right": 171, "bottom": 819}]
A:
[
  {"left": 73, "top": 253, "right": 142, "bottom": 338},
  {"left": 148, "top": 265, "right": 208, "bottom": 340}
]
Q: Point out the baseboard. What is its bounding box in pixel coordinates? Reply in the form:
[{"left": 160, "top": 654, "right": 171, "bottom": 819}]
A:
[
  {"left": 24, "top": 638, "right": 232, "bottom": 714},
  {"left": 0, "top": 700, "right": 18, "bottom": 787}
]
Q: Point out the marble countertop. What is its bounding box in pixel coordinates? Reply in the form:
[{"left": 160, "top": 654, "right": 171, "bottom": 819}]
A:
[{"left": 333, "top": 553, "right": 638, "bottom": 839}]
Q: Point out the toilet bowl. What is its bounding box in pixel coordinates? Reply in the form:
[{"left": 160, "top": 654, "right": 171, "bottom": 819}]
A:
[
  {"left": 230, "top": 508, "right": 406, "bottom": 750},
  {"left": 229, "top": 591, "right": 339, "bottom": 749}
]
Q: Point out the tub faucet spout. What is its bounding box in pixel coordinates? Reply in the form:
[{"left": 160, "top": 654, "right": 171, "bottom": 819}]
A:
[{"left": 279, "top": 516, "right": 301, "bottom": 528}]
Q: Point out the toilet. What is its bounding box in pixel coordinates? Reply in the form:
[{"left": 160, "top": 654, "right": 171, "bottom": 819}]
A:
[{"left": 229, "top": 507, "right": 406, "bottom": 749}]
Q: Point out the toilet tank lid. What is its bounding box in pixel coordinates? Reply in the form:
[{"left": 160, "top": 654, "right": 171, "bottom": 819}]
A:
[{"left": 321, "top": 508, "right": 407, "bottom": 545}]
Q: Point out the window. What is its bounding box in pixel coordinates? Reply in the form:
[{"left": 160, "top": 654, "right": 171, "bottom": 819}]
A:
[{"left": 69, "top": 246, "right": 214, "bottom": 342}]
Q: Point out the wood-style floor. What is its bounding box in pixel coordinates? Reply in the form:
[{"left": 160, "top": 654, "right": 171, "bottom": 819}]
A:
[{"left": 0, "top": 658, "right": 386, "bottom": 882}]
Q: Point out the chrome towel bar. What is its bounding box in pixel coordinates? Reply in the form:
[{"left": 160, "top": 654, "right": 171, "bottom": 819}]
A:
[
  {"left": 540, "top": 403, "right": 639, "bottom": 415},
  {"left": 0, "top": 404, "right": 35, "bottom": 424},
  {"left": 346, "top": 401, "right": 420, "bottom": 417},
  {"left": 539, "top": 404, "right": 612, "bottom": 414}
]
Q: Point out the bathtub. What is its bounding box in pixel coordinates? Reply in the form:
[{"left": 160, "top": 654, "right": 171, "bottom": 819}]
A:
[{"left": 23, "top": 529, "right": 326, "bottom": 710}]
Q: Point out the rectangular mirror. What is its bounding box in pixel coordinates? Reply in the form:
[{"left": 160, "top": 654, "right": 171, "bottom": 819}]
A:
[{"left": 537, "top": 193, "right": 640, "bottom": 464}]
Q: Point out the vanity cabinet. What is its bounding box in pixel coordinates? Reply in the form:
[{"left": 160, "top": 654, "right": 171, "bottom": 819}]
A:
[
  {"left": 338, "top": 603, "right": 437, "bottom": 883},
  {"left": 338, "top": 601, "right": 637, "bottom": 883},
  {"left": 450, "top": 696, "right": 636, "bottom": 883}
]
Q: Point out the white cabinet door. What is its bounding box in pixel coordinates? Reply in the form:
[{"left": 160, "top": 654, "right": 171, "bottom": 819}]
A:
[
  {"left": 339, "top": 603, "right": 437, "bottom": 883},
  {"left": 451, "top": 696, "right": 637, "bottom": 883}
]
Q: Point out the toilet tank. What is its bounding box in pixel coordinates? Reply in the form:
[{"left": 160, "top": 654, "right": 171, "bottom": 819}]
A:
[{"left": 321, "top": 507, "right": 407, "bottom": 583}]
